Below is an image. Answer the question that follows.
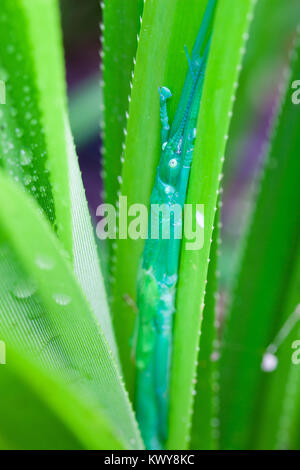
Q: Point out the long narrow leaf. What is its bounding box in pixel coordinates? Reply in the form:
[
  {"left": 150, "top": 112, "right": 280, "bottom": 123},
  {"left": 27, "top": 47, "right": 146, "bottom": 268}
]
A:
[
  {"left": 102, "top": 0, "right": 144, "bottom": 208},
  {"left": 112, "top": 0, "right": 214, "bottom": 398},
  {"left": 220, "top": 32, "right": 300, "bottom": 450},
  {"left": 0, "top": 0, "right": 117, "bottom": 355},
  {"left": 0, "top": 171, "right": 143, "bottom": 449},
  {"left": 190, "top": 211, "right": 219, "bottom": 450},
  {"left": 0, "top": 348, "right": 123, "bottom": 450},
  {"left": 254, "top": 243, "right": 300, "bottom": 449},
  {"left": 168, "top": 0, "right": 256, "bottom": 449}
]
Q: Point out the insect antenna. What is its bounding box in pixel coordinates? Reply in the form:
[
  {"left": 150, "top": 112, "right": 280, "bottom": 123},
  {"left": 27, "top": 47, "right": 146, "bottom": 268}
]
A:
[
  {"left": 170, "top": 0, "right": 217, "bottom": 137},
  {"left": 184, "top": 45, "right": 196, "bottom": 83}
]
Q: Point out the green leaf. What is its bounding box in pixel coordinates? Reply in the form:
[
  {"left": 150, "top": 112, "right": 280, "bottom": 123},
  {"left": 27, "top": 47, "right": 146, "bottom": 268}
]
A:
[
  {"left": 0, "top": 170, "right": 143, "bottom": 450},
  {"left": 0, "top": 348, "right": 123, "bottom": 450},
  {"left": 0, "top": 0, "right": 117, "bottom": 356},
  {"left": 221, "top": 0, "right": 300, "bottom": 291},
  {"left": 225, "top": 0, "right": 300, "bottom": 182},
  {"left": 0, "top": 0, "right": 59, "bottom": 232},
  {"left": 190, "top": 211, "right": 219, "bottom": 450},
  {"left": 254, "top": 244, "right": 300, "bottom": 449},
  {"left": 110, "top": 0, "right": 256, "bottom": 446},
  {"left": 167, "top": 0, "right": 256, "bottom": 449},
  {"left": 64, "top": 120, "right": 119, "bottom": 361},
  {"left": 102, "top": 0, "right": 144, "bottom": 208},
  {"left": 112, "top": 0, "right": 218, "bottom": 398},
  {"left": 220, "top": 33, "right": 300, "bottom": 450}
]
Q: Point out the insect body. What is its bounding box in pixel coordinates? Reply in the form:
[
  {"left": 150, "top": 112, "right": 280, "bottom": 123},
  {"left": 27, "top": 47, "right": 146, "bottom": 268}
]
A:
[{"left": 135, "top": 0, "right": 216, "bottom": 450}]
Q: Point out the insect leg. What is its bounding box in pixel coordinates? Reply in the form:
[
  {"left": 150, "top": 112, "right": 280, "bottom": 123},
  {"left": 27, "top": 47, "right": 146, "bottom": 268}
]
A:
[
  {"left": 154, "top": 280, "right": 176, "bottom": 443},
  {"left": 159, "top": 86, "right": 172, "bottom": 146},
  {"left": 136, "top": 354, "right": 162, "bottom": 449}
]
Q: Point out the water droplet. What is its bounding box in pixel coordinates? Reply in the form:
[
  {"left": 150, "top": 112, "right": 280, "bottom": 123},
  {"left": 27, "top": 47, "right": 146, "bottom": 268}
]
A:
[
  {"left": 15, "top": 128, "right": 24, "bottom": 138},
  {"left": 35, "top": 254, "right": 54, "bottom": 270},
  {"left": 12, "top": 279, "right": 37, "bottom": 299},
  {"left": 211, "top": 418, "right": 220, "bottom": 428},
  {"left": 20, "top": 149, "right": 32, "bottom": 166},
  {"left": 53, "top": 293, "right": 71, "bottom": 306},
  {"left": 10, "top": 108, "right": 17, "bottom": 117},
  {"left": 165, "top": 185, "right": 174, "bottom": 194},
  {"left": 211, "top": 351, "right": 220, "bottom": 362},
  {"left": 7, "top": 44, "right": 15, "bottom": 54},
  {"left": 23, "top": 175, "right": 32, "bottom": 186},
  {"left": 196, "top": 211, "right": 204, "bottom": 228},
  {"left": 261, "top": 352, "right": 278, "bottom": 372},
  {"left": 0, "top": 67, "right": 9, "bottom": 81}
]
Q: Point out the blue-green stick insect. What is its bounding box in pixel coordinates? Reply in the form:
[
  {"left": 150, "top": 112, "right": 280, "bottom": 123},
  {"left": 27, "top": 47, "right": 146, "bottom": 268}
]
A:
[{"left": 134, "top": 0, "right": 217, "bottom": 450}]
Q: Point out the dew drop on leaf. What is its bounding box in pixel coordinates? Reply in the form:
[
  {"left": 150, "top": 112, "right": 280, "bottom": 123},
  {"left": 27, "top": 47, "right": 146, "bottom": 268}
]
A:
[
  {"left": 211, "top": 351, "right": 220, "bottom": 362},
  {"left": 7, "top": 44, "right": 15, "bottom": 54},
  {"left": 35, "top": 254, "right": 54, "bottom": 270},
  {"left": 53, "top": 293, "right": 71, "bottom": 306},
  {"left": 10, "top": 108, "right": 17, "bottom": 117},
  {"left": 0, "top": 67, "right": 9, "bottom": 81},
  {"left": 20, "top": 149, "right": 32, "bottom": 166},
  {"left": 23, "top": 174, "right": 32, "bottom": 186},
  {"left": 15, "top": 128, "right": 24, "bottom": 138},
  {"left": 261, "top": 352, "right": 278, "bottom": 372},
  {"left": 12, "top": 279, "right": 37, "bottom": 299}
]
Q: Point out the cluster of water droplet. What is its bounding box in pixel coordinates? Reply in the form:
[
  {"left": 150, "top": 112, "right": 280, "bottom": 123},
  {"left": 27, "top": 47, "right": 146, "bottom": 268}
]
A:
[
  {"left": 0, "top": 16, "right": 55, "bottom": 224},
  {"left": 8, "top": 252, "right": 71, "bottom": 308},
  {"left": 35, "top": 254, "right": 71, "bottom": 306}
]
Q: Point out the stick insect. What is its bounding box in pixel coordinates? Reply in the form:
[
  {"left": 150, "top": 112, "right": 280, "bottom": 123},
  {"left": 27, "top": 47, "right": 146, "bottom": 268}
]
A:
[{"left": 134, "top": 0, "right": 217, "bottom": 450}]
